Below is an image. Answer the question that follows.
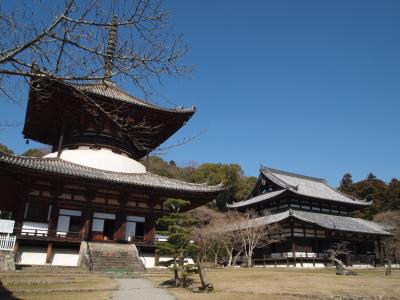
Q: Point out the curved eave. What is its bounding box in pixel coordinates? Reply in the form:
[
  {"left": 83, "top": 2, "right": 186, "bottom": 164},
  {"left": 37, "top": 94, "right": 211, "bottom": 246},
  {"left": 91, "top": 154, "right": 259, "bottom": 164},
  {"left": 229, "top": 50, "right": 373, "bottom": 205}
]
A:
[
  {"left": 288, "top": 189, "right": 372, "bottom": 207},
  {"left": 0, "top": 153, "right": 223, "bottom": 197},
  {"left": 69, "top": 82, "right": 196, "bottom": 115},
  {"left": 257, "top": 209, "right": 391, "bottom": 236},
  {"left": 228, "top": 189, "right": 288, "bottom": 208},
  {"left": 261, "top": 168, "right": 297, "bottom": 190}
]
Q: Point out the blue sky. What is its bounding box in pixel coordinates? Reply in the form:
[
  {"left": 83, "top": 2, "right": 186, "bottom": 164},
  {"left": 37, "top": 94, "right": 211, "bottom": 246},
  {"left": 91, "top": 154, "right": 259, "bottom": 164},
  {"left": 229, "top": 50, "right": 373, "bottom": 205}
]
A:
[{"left": 1, "top": 0, "right": 399, "bottom": 186}]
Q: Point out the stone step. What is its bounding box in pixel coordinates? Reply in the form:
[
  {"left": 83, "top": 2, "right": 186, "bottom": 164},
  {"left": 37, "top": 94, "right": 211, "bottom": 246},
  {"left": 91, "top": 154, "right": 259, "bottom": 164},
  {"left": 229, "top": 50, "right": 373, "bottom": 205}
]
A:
[{"left": 85, "top": 242, "right": 145, "bottom": 274}]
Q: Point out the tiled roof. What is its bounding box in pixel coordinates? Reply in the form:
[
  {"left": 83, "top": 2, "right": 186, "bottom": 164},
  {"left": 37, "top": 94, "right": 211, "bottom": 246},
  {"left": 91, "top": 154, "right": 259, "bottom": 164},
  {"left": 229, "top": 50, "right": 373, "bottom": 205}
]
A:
[
  {"left": 261, "top": 167, "right": 370, "bottom": 206},
  {"left": 256, "top": 209, "right": 390, "bottom": 235},
  {"left": 70, "top": 82, "right": 196, "bottom": 114},
  {"left": 228, "top": 190, "right": 286, "bottom": 208},
  {"left": 0, "top": 152, "right": 223, "bottom": 194}
]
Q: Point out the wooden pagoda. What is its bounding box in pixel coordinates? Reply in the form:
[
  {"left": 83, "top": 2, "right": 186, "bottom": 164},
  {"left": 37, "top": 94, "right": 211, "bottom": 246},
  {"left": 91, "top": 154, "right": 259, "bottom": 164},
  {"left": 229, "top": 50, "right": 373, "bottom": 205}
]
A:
[
  {"left": 0, "top": 22, "right": 222, "bottom": 270},
  {"left": 228, "top": 167, "right": 390, "bottom": 267}
]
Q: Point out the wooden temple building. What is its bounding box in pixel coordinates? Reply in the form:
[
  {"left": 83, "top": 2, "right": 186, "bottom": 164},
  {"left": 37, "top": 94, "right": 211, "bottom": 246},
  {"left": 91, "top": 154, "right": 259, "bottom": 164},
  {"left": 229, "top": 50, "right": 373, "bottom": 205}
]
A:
[
  {"left": 0, "top": 24, "right": 222, "bottom": 271},
  {"left": 228, "top": 167, "right": 390, "bottom": 267}
]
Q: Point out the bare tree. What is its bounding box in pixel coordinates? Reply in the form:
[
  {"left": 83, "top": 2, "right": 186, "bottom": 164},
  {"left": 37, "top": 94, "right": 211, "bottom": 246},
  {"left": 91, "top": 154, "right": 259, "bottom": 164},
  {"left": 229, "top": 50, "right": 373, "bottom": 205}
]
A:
[
  {"left": 374, "top": 211, "right": 400, "bottom": 263},
  {"left": 209, "top": 211, "right": 244, "bottom": 267},
  {"left": 191, "top": 225, "right": 214, "bottom": 291},
  {"left": 194, "top": 210, "right": 280, "bottom": 268},
  {"left": 0, "top": 0, "right": 195, "bottom": 151},
  {"left": 0, "top": 0, "right": 190, "bottom": 102},
  {"left": 232, "top": 210, "right": 280, "bottom": 267}
]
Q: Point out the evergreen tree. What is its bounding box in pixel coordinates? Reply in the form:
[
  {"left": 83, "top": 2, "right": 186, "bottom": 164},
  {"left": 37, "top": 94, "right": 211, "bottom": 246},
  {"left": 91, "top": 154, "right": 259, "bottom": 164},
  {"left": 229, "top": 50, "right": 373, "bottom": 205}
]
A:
[
  {"left": 338, "top": 173, "right": 354, "bottom": 196},
  {"left": 156, "top": 199, "right": 197, "bottom": 287},
  {"left": 388, "top": 179, "right": 400, "bottom": 210}
]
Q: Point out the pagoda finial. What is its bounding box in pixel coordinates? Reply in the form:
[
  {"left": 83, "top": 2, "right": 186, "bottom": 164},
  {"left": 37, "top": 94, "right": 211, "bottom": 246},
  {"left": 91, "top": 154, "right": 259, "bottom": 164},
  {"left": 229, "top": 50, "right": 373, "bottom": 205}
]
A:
[{"left": 104, "top": 16, "right": 118, "bottom": 81}]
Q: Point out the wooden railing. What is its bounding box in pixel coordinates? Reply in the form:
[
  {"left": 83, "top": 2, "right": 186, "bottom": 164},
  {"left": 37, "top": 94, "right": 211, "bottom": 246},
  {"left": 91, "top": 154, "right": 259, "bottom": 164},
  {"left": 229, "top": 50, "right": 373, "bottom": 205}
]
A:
[
  {"left": 14, "top": 228, "right": 83, "bottom": 241},
  {"left": 0, "top": 234, "right": 16, "bottom": 251}
]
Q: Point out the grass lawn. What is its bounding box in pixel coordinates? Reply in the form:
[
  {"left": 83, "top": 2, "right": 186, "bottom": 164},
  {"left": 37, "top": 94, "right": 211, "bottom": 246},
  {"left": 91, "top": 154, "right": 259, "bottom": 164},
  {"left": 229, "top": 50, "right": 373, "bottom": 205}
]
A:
[
  {"left": 0, "top": 268, "right": 117, "bottom": 300},
  {"left": 145, "top": 267, "right": 400, "bottom": 300}
]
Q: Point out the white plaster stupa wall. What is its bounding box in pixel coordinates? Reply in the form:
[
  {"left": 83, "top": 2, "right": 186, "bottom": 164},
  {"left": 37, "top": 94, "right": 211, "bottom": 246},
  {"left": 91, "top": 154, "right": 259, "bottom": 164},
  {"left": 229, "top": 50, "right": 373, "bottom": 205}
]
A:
[{"left": 44, "top": 147, "right": 146, "bottom": 173}]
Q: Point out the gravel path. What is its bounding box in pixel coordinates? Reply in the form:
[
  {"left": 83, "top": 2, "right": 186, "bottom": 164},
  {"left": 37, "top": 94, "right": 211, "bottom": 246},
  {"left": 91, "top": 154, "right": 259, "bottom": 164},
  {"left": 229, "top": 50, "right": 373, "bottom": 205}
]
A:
[{"left": 110, "top": 278, "right": 176, "bottom": 300}]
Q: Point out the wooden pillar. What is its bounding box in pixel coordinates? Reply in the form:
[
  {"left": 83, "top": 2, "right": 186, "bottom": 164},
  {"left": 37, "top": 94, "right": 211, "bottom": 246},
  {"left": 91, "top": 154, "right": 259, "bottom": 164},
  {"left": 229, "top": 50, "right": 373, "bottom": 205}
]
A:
[
  {"left": 314, "top": 226, "right": 318, "bottom": 255},
  {"left": 144, "top": 215, "right": 156, "bottom": 242},
  {"left": 114, "top": 212, "right": 126, "bottom": 241},
  {"left": 114, "top": 194, "right": 127, "bottom": 241},
  {"left": 49, "top": 182, "right": 63, "bottom": 237},
  {"left": 48, "top": 203, "right": 58, "bottom": 237},
  {"left": 374, "top": 237, "right": 381, "bottom": 266},
  {"left": 82, "top": 209, "right": 92, "bottom": 241},
  {"left": 290, "top": 219, "right": 296, "bottom": 267},
  {"left": 377, "top": 237, "right": 384, "bottom": 265},
  {"left": 14, "top": 201, "right": 26, "bottom": 233},
  {"left": 82, "top": 190, "right": 94, "bottom": 241},
  {"left": 46, "top": 242, "right": 53, "bottom": 264},
  {"left": 14, "top": 180, "right": 31, "bottom": 231}
]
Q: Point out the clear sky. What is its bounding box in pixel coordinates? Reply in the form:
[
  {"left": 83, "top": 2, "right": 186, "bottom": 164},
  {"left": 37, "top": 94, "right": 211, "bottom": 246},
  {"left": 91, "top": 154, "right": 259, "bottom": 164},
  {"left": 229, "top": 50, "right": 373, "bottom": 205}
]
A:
[{"left": 1, "top": 0, "right": 399, "bottom": 186}]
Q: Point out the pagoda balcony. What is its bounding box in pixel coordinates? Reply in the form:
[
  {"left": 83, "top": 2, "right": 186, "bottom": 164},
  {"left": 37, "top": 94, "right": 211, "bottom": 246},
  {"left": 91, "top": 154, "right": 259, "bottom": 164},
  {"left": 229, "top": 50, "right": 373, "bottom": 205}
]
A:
[{"left": 14, "top": 227, "right": 83, "bottom": 243}]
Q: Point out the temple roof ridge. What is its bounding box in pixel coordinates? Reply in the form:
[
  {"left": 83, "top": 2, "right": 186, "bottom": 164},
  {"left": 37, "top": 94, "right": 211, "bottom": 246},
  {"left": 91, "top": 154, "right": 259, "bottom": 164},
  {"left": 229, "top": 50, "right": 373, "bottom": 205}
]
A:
[{"left": 261, "top": 166, "right": 326, "bottom": 183}]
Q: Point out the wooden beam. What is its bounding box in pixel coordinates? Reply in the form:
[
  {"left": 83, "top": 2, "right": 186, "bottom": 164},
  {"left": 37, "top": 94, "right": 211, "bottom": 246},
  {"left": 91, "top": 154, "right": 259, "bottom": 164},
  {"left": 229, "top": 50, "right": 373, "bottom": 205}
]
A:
[{"left": 46, "top": 242, "right": 53, "bottom": 264}]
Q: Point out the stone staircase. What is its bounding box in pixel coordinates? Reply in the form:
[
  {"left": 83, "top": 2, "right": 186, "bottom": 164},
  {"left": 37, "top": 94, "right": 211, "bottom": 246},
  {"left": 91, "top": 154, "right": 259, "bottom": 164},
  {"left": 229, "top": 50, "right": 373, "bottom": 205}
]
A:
[{"left": 81, "top": 242, "right": 145, "bottom": 274}]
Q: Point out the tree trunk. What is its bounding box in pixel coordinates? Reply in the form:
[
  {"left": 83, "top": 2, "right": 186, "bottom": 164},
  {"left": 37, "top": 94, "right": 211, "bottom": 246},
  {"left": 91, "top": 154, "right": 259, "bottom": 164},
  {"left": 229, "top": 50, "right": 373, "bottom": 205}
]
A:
[
  {"left": 247, "top": 247, "right": 253, "bottom": 267},
  {"left": 247, "top": 255, "right": 252, "bottom": 267},
  {"left": 232, "top": 251, "right": 241, "bottom": 266},
  {"left": 197, "top": 255, "right": 207, "bottom": 289},
  {"left": 173, "top": 259, "right": 180, "bottom": 286},
  {"left": 227, "top": 252, "right": 233, "bottom": 267}
]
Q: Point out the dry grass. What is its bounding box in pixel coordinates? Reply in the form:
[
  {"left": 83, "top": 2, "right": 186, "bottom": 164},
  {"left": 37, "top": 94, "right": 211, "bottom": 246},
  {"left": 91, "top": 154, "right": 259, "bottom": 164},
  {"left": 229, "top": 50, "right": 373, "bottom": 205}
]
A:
[
  {"left": 0, "top": 268, "right": 117, "bottom": 300},
  {"left": 145, "top": 267, "right": 400, "bottom": 300}
]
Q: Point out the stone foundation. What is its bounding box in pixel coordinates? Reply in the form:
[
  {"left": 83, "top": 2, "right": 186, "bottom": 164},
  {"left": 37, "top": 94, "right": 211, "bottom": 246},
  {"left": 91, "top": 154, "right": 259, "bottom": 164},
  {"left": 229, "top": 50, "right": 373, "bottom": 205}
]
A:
[{"left": 0, "top": 250, "right": 15, "bottom": 271}]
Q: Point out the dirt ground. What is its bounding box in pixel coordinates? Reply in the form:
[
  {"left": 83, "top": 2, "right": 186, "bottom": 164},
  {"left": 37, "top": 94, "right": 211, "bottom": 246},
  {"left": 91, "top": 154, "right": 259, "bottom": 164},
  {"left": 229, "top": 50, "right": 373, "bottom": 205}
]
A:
[
  {"left": 2, "top": 267, "right": 399, "bottom": 300},
  {"left": 0, "top": 267, "right": 117, "bottom": 300},
  {"left": 144, "top": 267, "right": 400, "bottom": 300}
]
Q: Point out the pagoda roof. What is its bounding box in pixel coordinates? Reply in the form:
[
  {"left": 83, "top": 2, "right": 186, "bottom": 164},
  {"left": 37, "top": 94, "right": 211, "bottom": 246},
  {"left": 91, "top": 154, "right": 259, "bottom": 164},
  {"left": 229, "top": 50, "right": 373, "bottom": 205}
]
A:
[
  {"left": 23, "top": 79, "right": 197, "bottom": 158},
  {"left": 0, "top": 152, "right": 223, "bottom": 195},
  {"left": 70, "top": 82, "right": 196, "bottom": 114},
  {"left": 256, "top": 209, "right": 390, "bottom": 236}
]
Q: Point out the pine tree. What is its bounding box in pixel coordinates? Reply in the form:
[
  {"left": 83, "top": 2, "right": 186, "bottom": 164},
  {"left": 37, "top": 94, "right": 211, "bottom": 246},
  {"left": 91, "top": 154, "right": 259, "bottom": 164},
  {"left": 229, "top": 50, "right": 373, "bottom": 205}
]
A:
[
  {"left": 339, "top": 173, "right": 354, "bottom": 195},
  {"left": 156, "top": 199, "right": 197, "bottom": 287}
]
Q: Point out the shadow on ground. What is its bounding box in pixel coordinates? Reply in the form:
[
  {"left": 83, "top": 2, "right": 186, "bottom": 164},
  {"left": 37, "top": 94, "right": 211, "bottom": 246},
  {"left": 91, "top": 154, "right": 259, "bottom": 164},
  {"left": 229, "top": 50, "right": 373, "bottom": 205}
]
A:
[{"left": 0, "top": 282, "right": 21, "bottom": 300}]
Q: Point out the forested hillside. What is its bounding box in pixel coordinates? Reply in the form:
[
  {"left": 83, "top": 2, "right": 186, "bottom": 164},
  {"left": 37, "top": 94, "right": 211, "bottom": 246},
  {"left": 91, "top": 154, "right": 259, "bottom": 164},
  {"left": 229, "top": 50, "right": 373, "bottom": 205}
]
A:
[
  {"left": 338, "top": 173, "right": 400, "bottom": 219},
  {"left": 143, "top": 156, "right": 257, "bottom": 211}
]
